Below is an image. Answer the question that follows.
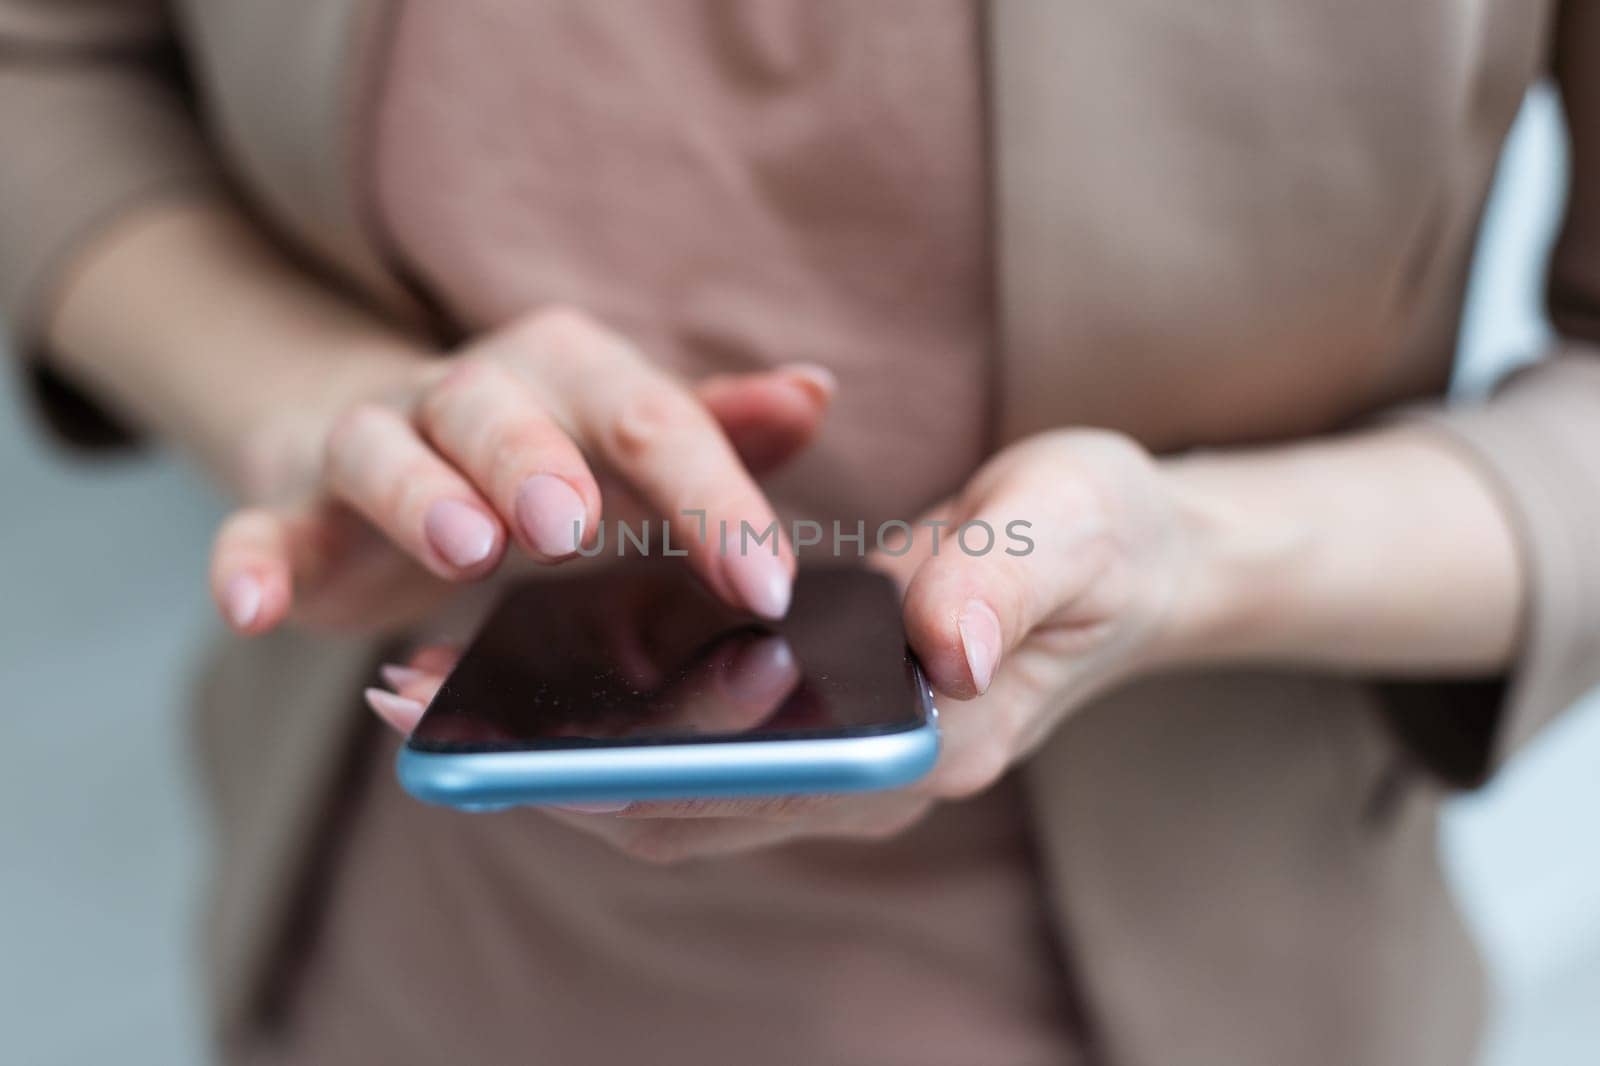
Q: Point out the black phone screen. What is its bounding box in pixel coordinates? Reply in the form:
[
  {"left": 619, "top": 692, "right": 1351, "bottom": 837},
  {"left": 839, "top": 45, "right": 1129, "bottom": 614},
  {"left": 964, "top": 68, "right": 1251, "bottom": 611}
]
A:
[{"left": 406, "top": 566, "right": 929, "bottom": 754}]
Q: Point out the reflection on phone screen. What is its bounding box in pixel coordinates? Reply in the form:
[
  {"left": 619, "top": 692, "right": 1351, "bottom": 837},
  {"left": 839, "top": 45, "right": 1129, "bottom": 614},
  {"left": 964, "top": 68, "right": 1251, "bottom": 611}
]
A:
[{"left": 408, "top": 567, "right": 927, "bottom": 753}]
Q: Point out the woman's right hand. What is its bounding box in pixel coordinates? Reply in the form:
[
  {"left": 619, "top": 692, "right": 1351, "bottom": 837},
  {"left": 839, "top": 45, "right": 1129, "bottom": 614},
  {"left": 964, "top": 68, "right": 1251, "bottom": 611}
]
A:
[{"left": 209, "top": 307, "right": 834, "bottom": 635}]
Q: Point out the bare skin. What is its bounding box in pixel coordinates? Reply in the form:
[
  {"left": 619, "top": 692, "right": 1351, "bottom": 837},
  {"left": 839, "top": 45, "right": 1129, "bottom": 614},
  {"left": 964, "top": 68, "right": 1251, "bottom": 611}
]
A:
[{"left": 48, "top": 199, "right": 1524, "bottom": 863}]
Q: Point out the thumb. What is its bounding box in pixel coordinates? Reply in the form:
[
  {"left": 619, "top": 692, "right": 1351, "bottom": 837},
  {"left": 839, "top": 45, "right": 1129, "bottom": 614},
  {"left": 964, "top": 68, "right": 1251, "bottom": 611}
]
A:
[{"left": 901, "top": 468, "right": 1113, "bottom": 700}]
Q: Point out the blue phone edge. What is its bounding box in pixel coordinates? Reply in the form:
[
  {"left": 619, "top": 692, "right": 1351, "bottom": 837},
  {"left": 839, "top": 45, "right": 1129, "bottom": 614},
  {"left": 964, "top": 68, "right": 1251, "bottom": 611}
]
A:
[
  {"left": 397, "top": 655, "right": 940, "bottom": 812},
  {"left": 396, "top": 720, "right": 941, "bottom": 811}
]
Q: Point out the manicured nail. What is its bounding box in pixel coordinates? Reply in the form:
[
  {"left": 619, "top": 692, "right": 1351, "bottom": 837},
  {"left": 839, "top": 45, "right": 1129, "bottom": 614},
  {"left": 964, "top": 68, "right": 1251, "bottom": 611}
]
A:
[
  {"left": 728, "top": 549, "right": 792, "bottom": 620},
  {"left": 957, "top": 599, "right": 1001, "bottom": 694},
  {"left": 783, "top": 362, "right": 838, "bottom": 402},
  {"left": 424, "top": 499, "right": 497, "bottom": 569},
  {"left": 380, "top": 663, "right": 426, "bottom": 690},
  {"left": 553, "top": 800, "right": 630, "bottom": 813},
  {"left": 364, "top": 687, "right": 425, "bottom": 732},
  {"left": 515, "top": 474, "right": 587, "bottom": 557},
  {"left": 224, "top": 574, "right": 261, "bottom": 629}
]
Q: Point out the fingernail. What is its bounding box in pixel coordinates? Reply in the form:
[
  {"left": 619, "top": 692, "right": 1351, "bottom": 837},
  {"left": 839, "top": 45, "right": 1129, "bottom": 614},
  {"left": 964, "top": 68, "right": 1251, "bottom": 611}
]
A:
[
  {"left": 728, "top": 549, "right": 792, "bottom": 619},
  {"left": 424, "top": 499, "right": 497, "bottom": 569},
  {"left": 224, "top": 574, "right": 261, "bottom": 629},
  {"left": 783, "top": 362, "right": 838, "bottom": 402},
  {"left": 957, "top": 599, "right": 1001, "bottom": 694},
  {"left": 380, "top": 663, "right": 426, "bottom": 689},
  {"left": 553, "top": 800, "right": 630, "bottom": 813},
  {"left": 515, "top": 474, "right": 587, "bottom": 557},
  {"left": 364, "top": 687, "right": 425, "bottom": 732}
]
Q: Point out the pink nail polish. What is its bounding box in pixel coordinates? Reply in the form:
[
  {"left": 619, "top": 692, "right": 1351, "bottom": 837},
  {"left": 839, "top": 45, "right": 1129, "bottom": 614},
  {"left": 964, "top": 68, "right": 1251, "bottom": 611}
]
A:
[
  {"left": 380, "top": 663, "right": 426, "bottom": 689},
  {"left": 957, "top": 599, "right": 1001, "bottom": 694},
  {"left": 728, "top": 548, "right": 792, "bottom": 619},
  {"left": 515, "top": 474, "right": 587, "bottom": 557},
  {"left": 364, "top": 687, "right": 426, "bottom": 732},
  {"left": 225, "top": 574, "right": 261, "bottom": 629},
  {"left": 424, "top": 499, "right": 497, "bottom": 569}
]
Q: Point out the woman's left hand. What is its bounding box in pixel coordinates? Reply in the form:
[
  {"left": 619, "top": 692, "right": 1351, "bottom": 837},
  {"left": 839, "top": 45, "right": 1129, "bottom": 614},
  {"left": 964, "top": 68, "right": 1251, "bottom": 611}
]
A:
[{"left": 369, "top": 428, "right": 1200, "bottom": 862}]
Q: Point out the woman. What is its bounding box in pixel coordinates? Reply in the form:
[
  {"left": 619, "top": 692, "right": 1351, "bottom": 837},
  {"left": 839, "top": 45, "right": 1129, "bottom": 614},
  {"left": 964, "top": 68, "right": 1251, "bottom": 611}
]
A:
[{"left": 3, "top": 1, "right": 1596, "bottom": 1063}]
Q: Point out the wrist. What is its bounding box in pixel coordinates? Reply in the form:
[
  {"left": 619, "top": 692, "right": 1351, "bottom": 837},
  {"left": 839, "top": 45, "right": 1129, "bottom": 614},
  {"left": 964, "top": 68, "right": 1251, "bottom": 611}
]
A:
[{"left": 1151, "top": 452, "right": 1316, "bottom": 668}]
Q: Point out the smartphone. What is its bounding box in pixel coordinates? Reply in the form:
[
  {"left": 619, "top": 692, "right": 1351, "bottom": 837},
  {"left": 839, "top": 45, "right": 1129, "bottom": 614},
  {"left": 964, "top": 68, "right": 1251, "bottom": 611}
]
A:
[{"left": 396, "top": 566, "right": 939, "bottom": 810}]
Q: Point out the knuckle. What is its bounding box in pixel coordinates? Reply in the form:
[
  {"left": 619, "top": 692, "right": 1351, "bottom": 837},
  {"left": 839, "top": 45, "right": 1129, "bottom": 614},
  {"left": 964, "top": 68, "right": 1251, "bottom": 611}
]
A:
[
  {"left": 323, "top": 403, "right": 393, "bottom": 471},
  {"left": 609, "top": 383, "right": 700, "bottom": 460},
  {"left": 1083, "top": 428, "right": 1153, "bottom": 471},
  {"left": 417, "top": 357, "right": 497, "bottom": 429},
  {"left": 486, "top": 419, "right": 561, "bottom": 482},
  {"left": 1050, "top": 430, "right": 1153, "bottom": 505},
  {"left": 1049, "top": 475, "right": 1114, "bottom": 542},
  {"left": 386, "top": 456, "right": 447, "bottom": 519},
  {"left": 520, "top": 305, "right": 605, "bottom": 353}
]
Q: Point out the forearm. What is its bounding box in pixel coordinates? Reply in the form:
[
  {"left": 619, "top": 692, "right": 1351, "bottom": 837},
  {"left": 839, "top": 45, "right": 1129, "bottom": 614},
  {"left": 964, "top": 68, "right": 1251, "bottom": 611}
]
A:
[
  {"left": 1164, "top": 424, "right": 1524, "bottom": 675},
  {"left": 43, "top": 199, "right": 429, "bottom": 499}
]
